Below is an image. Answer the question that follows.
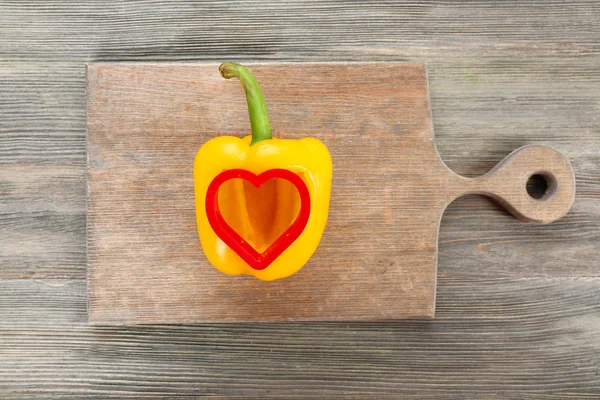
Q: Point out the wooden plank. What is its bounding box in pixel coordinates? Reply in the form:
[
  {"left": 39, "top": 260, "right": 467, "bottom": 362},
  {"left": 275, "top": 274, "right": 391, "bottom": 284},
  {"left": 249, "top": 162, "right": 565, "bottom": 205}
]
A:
[
  {"left": 0, "top": 64, "right": 86, "bottom": 163},
  {"left": 0, "top": 163, "right": 86, "bottom": 279},
  {"left": 1, "top": 1, "right": 599, "bottom": 63},
  {"left": 87, "top": 63, "right": 576, "bottom": 324},
  {"left": 1, "top": 278, "right": 599, "bottom": 398},
  {"left": 439, "top": 195, "right": 600, "bottom": 279}
]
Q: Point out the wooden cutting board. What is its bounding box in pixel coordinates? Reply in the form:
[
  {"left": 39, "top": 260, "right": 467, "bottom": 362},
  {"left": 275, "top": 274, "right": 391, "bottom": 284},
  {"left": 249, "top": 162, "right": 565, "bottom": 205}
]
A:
[{"left": 86, "top": 63, "right": 575, "bottom": 325}]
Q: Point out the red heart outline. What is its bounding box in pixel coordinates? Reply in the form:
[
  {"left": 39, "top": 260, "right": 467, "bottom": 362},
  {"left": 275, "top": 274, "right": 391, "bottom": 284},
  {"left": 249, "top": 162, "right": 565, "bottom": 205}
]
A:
[{"left": 205, "top": 169, "right": 311, "bottom": 271}]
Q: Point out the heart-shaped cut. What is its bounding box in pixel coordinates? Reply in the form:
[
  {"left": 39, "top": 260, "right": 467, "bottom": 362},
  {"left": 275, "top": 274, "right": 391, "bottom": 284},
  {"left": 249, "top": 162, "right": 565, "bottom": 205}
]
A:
[{"left": 205, "top": 169, "right": 311, "bottom": 270}]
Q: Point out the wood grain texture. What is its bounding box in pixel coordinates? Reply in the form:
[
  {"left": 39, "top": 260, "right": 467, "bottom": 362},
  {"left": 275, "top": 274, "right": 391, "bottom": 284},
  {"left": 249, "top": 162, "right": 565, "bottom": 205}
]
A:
[
  {"left": 1, "top": 0, "right": 599, "bottom": 397},
  {"left": 87, "top": 63, "right": 575, "bottom": 324},
  {"left": 87, "top": 63, "right": 442, "bottom": 322},
  {"left": 2, "top": 278, "right": 600, "bottom": 399},
  {"left": 0, "top": 163, "right": 86, "bottom": 278}
]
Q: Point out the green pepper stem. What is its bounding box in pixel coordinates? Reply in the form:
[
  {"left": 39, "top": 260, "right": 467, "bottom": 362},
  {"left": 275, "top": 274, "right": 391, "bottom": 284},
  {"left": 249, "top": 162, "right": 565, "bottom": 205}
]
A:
[{"left": 219, "top": 62, "right": 272, "bottom": 145}]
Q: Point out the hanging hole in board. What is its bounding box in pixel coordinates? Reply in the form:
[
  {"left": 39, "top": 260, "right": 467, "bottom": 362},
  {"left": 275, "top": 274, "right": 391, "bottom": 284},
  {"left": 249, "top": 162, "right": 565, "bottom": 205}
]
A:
[{"left": 526, "top": 172, "right": 557, "bottom": 200}]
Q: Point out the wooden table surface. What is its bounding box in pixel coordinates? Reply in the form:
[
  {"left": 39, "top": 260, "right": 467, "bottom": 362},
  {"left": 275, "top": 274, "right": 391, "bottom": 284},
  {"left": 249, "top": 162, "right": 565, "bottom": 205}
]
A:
[{"left": 1, "top": 1, "right": 599, "bottom": 398}]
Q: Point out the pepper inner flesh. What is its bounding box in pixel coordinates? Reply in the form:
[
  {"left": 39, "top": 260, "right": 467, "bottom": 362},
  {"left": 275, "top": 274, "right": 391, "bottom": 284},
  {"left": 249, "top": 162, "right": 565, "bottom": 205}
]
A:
[{"left": 218, "top": 178, "right": 302, "bottom": 253}]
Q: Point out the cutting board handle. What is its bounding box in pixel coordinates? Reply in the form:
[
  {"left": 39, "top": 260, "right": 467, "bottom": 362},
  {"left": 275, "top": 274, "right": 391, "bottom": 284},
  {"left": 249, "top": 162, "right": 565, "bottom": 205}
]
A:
[{"left": 452, "top": 145, "right": 575, "bottom": 224}]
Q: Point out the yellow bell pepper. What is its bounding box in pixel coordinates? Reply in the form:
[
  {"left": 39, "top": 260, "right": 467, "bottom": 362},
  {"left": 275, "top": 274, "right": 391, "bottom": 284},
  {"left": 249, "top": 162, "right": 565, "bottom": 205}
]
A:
[{"left": 194, "top": 62, "right": 332, "bottom": 281}]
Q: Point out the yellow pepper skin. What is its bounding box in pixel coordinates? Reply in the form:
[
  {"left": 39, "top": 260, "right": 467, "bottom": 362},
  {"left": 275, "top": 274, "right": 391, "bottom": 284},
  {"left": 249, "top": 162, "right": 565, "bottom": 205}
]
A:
[{"left": 194, "top": 63, "right": 332, "bottom": 281}]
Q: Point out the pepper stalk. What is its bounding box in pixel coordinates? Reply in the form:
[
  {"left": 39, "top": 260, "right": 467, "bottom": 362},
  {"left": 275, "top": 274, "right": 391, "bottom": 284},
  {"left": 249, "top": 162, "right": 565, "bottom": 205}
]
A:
[{"left": 219, "top": 62, "right": 272, "bottom": 145}]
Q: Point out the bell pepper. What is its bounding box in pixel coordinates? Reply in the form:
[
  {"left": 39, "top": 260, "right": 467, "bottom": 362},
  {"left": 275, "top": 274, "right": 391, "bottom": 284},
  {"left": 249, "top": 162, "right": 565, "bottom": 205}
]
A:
[{"left": 194, "top": 62, "right": 332, "bottom": 281}]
